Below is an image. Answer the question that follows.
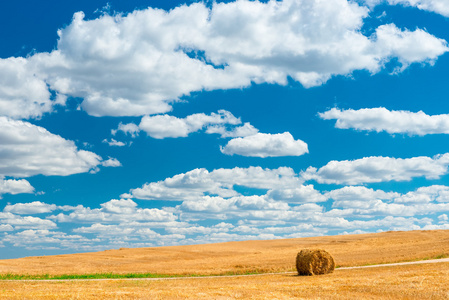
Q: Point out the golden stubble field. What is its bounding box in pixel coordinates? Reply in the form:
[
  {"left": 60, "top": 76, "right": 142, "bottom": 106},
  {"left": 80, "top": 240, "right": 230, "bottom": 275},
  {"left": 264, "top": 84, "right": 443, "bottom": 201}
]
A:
[{"left": 1, "top": 230, "right": 449, "bottom": 299}]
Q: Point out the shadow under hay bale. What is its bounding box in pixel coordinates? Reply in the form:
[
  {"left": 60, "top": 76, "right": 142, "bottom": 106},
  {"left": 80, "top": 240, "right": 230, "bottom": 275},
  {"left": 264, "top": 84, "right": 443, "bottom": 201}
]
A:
[{"left": 296, "top": 249, "right": 335, "bottom": 276}]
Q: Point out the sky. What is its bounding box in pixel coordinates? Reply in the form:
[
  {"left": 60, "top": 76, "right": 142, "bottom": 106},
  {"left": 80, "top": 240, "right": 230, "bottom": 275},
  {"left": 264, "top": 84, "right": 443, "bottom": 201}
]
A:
[{"left": 1, "top": 0, "right": 449, "bottom": 259}]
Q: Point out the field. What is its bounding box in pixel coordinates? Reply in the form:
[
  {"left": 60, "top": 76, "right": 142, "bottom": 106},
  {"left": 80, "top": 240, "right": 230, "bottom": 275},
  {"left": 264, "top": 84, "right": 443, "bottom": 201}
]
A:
[{"left": 0, "top": 230, "right": 448, "bottom": 299}]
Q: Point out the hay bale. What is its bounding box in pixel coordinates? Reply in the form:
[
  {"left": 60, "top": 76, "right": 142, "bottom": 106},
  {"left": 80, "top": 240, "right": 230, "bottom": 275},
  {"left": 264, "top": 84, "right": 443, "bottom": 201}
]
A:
[{"left": 296, "top": 249, "right": 335, "bottom": 276}]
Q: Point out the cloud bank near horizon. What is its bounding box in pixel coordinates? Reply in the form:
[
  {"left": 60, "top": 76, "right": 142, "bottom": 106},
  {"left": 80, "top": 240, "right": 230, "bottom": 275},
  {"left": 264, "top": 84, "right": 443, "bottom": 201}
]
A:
[{"left": 3, "top": 165, "right": 449, "bottom": 251}]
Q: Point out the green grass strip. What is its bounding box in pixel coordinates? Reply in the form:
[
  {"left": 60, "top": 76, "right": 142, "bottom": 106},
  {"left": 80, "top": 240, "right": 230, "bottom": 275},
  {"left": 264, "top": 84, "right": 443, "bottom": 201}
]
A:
[
  {"left": 0, "top": 272, "right": 185, "bottom": 281},
  {"left": 0, "top": 269, "right": 271, "bottom": 281}
]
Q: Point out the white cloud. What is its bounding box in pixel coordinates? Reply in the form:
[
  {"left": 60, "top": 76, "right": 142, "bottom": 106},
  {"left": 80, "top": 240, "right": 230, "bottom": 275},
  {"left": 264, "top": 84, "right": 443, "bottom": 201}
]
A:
[
  {"left": 422, "top": 223, "right": 449, "bottom": 230},
  {"left": 0, "top": 57, "right": 54, "bottom": 119},
  {"left": 73, "top": 223, "right": 138, "bottom": 236},
  {"left": 101, "top": 157, "right": 122, "bottom": 167},
  {"left": 234, "top": 195, "right": 288, "bottom": 210},
  {"left": 292, "top": 203, "right": 325, "bottom": 214},
  {"left": 124, "top": 168, "right": 239, "bottom": 201},
  {"left": 137, "top": 110, "right": 241, "bottom": 139},
  {"left": 0, "top": 224, "right": 14, "bottom": 232},
  {"left": 0, "top": 117, "right": 118, "bottom": 177},
  {"left": 114, "top": 110, "right": 262, "bottom": 145},
  {"left": 220, "top": 132, "right": 308, "bottom": 158},
  {"left": 213, "top": 166, "right": 301, "bottom": 189},
  {"left": 2, "top": 229, "right": 93, "bottom": 250},
  {"left": 3, "top": 201, "right": 57, "bottom": 214},
  {"left": 2, "top": 0, "right": 444, "bottom": 118},
  {"left": 388, "top": 0, "right": 449, "bottom": 17},
  {"left": 439, "top": 214, "right": 448, "bottom": 222},
  {"left": 179, "top": 196, "right": 235, "bottom": 213},
  {"left": 100, "top": 198, "right": 137, "bottom": 214},
  {"left": 325, "top": 186, "right": 400, "bottom": 209},
  {"left": 322, "top": 185, "right": 449, "bottom": 217},
  {"left": 365, "top": 1, "right": 449, "bottom": 17},
  {"left": 5, "top": 181, "right": 449, "bottom": 251},
  {"left": 374, "top": 24, "right": 448, "bottom": 71},
  {"left": 71, "top": 223, "right": 186, "bottom": 248},
  {"left": 394, "top": 185, "right": 449, "bottom": 204},
  {"left": 0, "top": 178, "right": 34, "bottom": 197},
  {"left": 333, "top": 199, "right": 412, "bottom": 212},
  {"left": 321, "top": 215, "right": 431, "bottom": 231},
  {"left": 320, "top": 107, "right": 449, "bottom": 135},
  {"left": 139, "top": 115, "right": 191, "bottom": 139},
  {"left": 102, "top": 138, "right": 126, "bottom": 146},
  {"left": 328, "top": 201, "right": 449, "bottom": 217},
  {"left": 206, "top": 122, "right": 259, "bottom": 138},
  {"left": 165, "top": 222, "right": 234, "bottom": 236},
  {"left": 50, "top": 199, "right": 178, "bottom": 223},
  {"left": 124, "top": 166, "right": 301, "bottom": 201},
  {"left": 267, "top": 185, "right": 327, "bottom": 203},
  {"left": 180, "top": 195, "right": 289, "bottom": 214},
  {"left": 302, "top": 153, "right": 449, "bottom": 185},
  {"left": 0, "top": 212, "right": 57, "bottom": 230},
  {"left": 326, "top": 186, "right": 400, "bottom": 201},
  {"left": 112, "top": 122, "right": 140, "bottom": 137}
]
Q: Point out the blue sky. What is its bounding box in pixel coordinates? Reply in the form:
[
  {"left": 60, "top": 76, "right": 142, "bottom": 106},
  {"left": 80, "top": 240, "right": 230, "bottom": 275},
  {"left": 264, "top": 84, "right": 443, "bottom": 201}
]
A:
[{"left": 1, "top": 0, "right": 449, "bottom": 259}]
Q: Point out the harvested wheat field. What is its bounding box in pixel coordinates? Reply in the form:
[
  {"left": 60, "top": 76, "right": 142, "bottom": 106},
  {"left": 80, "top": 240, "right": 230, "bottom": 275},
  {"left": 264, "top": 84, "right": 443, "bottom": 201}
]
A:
[
  {"left": 0, "top": 230, "right": 448, "bottom": 299},
  {"left": 1, "top": 262, "right": 448, "bottom": 299}
]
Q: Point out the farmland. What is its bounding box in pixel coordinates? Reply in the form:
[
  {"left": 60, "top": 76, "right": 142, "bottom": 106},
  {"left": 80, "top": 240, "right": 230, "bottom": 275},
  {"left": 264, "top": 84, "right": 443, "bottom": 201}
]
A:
[{"left": 0, "top": 230, "right": 448, "bottom": 299}]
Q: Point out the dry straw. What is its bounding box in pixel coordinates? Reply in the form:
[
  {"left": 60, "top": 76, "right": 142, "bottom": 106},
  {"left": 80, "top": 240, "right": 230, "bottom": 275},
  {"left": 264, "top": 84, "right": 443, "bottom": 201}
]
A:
[{"left": 296, "top": 249, "right": 335, "bottom": 276}]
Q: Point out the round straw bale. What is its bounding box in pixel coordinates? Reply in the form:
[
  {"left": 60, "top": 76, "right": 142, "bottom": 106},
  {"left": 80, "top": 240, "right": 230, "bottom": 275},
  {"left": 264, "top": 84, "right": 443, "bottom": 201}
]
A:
[{"left": 296, "top": 249, "right": 335, "bottom": 276}]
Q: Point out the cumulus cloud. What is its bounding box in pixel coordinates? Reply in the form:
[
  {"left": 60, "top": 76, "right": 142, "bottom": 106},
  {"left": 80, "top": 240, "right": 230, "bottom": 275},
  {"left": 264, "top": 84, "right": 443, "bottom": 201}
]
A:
[
  {"left": 0, "top": 224, "right": 14, "bottom": 232},
  {"left": 100, "top": 198, "right": 137, "bottom": 214},
  {"left": 386, "top": 0, "right": 449, "bottom": 17},
  {"left": 2, "top": 229, "right": 92, "bottom": 250},
  {"left": 0, "top": 117, "right": 119, "bottom": 177},
  {"left": 374, "top": 23, "right": 448, "bottom": 71},
  {"left": 267, "top": 185, "right": 327, "bottom": 203},
  {"left": 326, "top": 186, "right": 400, "bottom": 202},
  {"left": 0, "top": 178, "right": 34, "bottom": 197},
  {"left": 328, "top": 199, "right": 449, "bottom": 217},
  {"left": 220, "top": 132, "right": 308, "bottom": 158},
  {"left": 180, "top": 195, "right": 289, "bottom": 214},
  {"left": 206, "top": 122, "right": 259, "bottom": 138},
  {"left": 123, "top": 166, "right": 301, "bottom": 201},
  {"left": 101, "top": 157, "right": 122, "bottom": 167},
  {"left": 114, "top": 110, "right": 252, "bottom": 139},
  {"left": 302, "top": 153, "right": 449, "bottom": 185},
  {"left": 4, "top": 182, "right": 449, "bottom": 251},
  {"left": 72, "top": 223, "right": 186, "bottom": 247},
  {"left": 3, "top": 201, "right": 57, "bottom": 214},
  {"left": 325, "top": 186, "right": 400, "bottom": 209},
  {"left": 439, "top": 214, "right": 448, "bottom": 222},
  {"left": 114, "top": 110, "right": 264, "bottom": 149},
  {"left": 0, "top": 212, "right": 57, "bottom": 230},
  {"left": 123, "top": 168, "right": 238, "bottom": 201},
  {"left": 138, "top": 110, "right": 241, "bottom": 139},
  {"left": 102, "top": 138, "right": 126, "bottom": 147},
  {"left": 50, "top": 199, "right": 177, "bottom": 223},
  {"left": 112, "top": 122, "right": 140, "bottom": 137},
  {"left": 2, "top": 0, "right": 446, "bottom": 118},
  {"left": 394, "top": 185, "right": 449, "bottom": 204},
  {"left": 0, "top": 58, "right": 54, "bottom": 119},
  {"left": 320, "top": 107, "right": 449, "bottom": 135}
]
